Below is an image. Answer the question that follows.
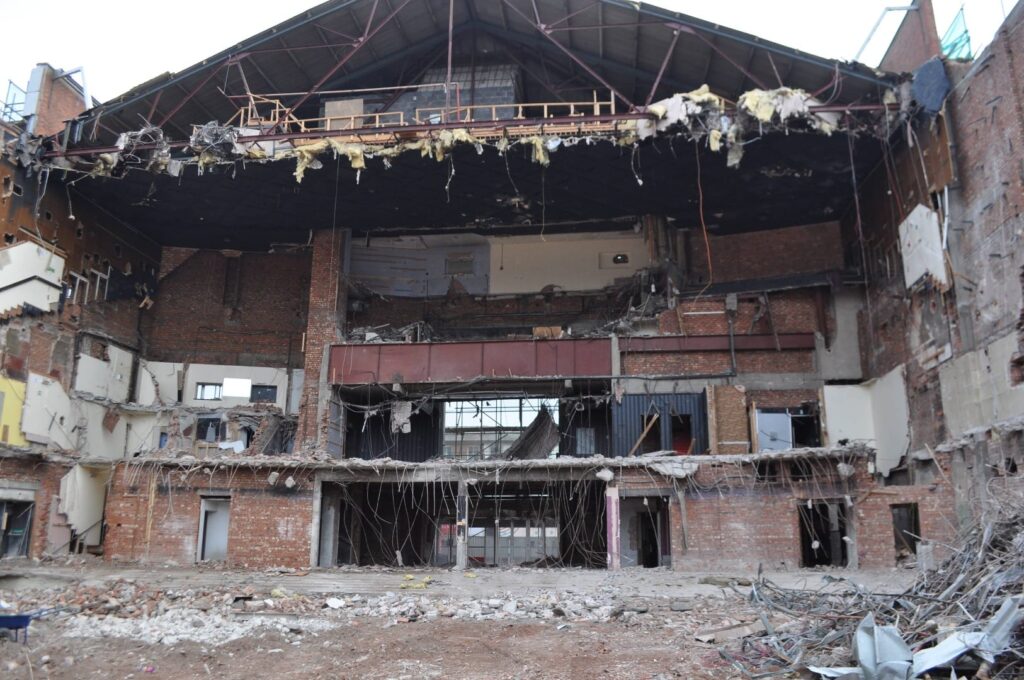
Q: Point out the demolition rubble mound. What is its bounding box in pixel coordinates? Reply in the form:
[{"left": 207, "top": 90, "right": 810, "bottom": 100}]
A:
[{"left": 724, "top": 490, "right": 1024, "bottom": 678}]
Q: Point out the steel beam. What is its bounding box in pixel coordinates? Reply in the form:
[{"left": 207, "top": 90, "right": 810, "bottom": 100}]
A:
[{"left": 500, "top": 1, "right": 634, "bottom": 109}]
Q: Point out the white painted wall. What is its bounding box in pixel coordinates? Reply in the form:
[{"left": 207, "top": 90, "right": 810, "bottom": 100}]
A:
[
  {"left": 137, "top": 361, "right": 295, "bottom": 412},
  {"left": 0, "top": 242, "right": 65, "bottom": 314},
  {"left": 488, "top": 231, "right": 649, "bottom": 294},
  {"left": 823, "top": 384, "right": 875, "bottom": 445},
  {"left": 899, "top": 204, "right": 948, "bottom": 289},
  {"left": 73, "top": 346, "right": 134, "bottom": 401},
  {"left": 22, "top": 373, "right": 75, "bottom": 449},
  {"left": 822, "top": 365, "right": 910, "bottom": 475},
  {"left": 58, "top": 465, "right": 111, "bottom": 545},
  {"left": 939, "top": 331, "right": 1024, "bottom": 437}
]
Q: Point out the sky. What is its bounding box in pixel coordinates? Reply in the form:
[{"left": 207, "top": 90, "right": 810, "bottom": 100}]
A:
[{"left": 0, "top": 0, "right": 1016, "bottom": 105}]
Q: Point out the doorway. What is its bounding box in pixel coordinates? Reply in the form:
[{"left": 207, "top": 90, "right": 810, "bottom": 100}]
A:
[
  {"left": 0, "top": 501, "right": 33, "bottom": 558},
  {"left": 638, "top": 511, "right": 660, "bottom": 568},
  {"left": 798, "top": 500, "right": 847, "bottom": 567},
  {"left": 198, "top": 497, "right": 230, "bottom": 562}
]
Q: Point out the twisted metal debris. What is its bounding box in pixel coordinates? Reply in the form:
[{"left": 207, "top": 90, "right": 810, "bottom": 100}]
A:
[{"left": 724, "top": 489, "right": 1024, "bottom": 678}]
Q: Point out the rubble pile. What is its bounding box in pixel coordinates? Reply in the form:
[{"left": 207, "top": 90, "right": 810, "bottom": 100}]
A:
[
  {"left": 724, "top": 490, "right": 1024, "bottom": 678},
  {"left": 1, "top": 575, "right": 695, "bottom": 647}
]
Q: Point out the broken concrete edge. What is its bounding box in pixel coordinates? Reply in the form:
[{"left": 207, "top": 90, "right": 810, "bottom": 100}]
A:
[
  {"left": 60, "top": 444, "right": 872, "bottom": 472},
  {"left": 17, "top": 83, "right": 902, "bottom": 183}
]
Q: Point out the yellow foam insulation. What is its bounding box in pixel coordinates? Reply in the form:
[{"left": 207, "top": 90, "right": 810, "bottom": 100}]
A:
[
  {"left": 683, "top": 84, "right": 722, "bottom": 106},
  {"left": 709, "top": 129, "right": 723, "bottom": 152},
  {"left": 648, "top": 103, "right": 668, "bottom": 119},
  {"left": 738, "top": 89, "right": 779, "bottom": 123}
]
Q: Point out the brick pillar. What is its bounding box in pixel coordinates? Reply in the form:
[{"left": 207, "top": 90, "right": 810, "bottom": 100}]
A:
[{"left": 295, "top": 229, "right": 347, "bottom": 452}]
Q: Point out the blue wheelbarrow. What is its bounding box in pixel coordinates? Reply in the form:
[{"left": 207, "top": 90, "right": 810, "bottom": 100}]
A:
[{"left": 0, "top": 608, "right": 63, "bottom": 643}]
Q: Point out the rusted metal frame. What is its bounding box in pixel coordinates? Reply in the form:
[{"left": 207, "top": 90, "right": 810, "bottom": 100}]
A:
[
  {"left": 766, "top": 52, "right": 784, "bottom": 88},
  {"left": 562, "top": 0, "right": 573, "bottom": 52},
  {"left": 241, "top": 54, "right": 284, "bottom": 94},
  {"left": 546, "top": 1, "right": 599, "bottom": 28},
  {"left": 646, "top": 28, "right": 681, "bottom": 106},
  {"left": 530, "top": 0, "right": 542, "bottom": 23},
  {"left": 285, "top": 0, "right": 415, "bottom": 119},
  {"left": 596, "top": 2, "right": 604, "bottom": 58},
  {"left": 275, "top": 35, "right": 317, "bottom": 89},
  {"left": 737, "top": 45, "right": 759, "bottom": 92},
  {"left": 315, "top": 22, "right": 360, "bottom": 42},
  {"left": 500, "top": 48, "right": 569, "bottom": 102},
  {"left": 630, "top": 5, "right": 642, "bottom": 103},
  {"left": 244, "top": 41, "right": 361, "bottom": 55},
  {"left": 698, "top": 34, "right": 715, "bottom": 85},
  {"left": 501, "top": 0, "right": 634, "bottom": 110},
  {"left": 547, "top": 21, "right": 668, "bottom": 32},
  {"left": 362, "top": 0, "right": 381, "bottom": 39},
  {"left": 173, "top": 82, "right": 221, "bottom": 126},
  {"left": 381, "top": 0, "right": 414, "bottom": 47},
  {"left": 445, "top": 0, "right": 456, "bottom": 115},
  {"left": 157, "top": 62, "right": 228, "bottom": 128},
  {"left": 145, "top": 91, "right": 163, "bottom": 125},
  {"left": 675, "top": 24, "right": 769, "bottom": 90}
]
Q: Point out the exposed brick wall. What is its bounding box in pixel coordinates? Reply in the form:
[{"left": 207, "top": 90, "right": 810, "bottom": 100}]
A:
[
  {"left": 29, "top": 66, "right": 88, "bottom": 138},
  {"left": 296, "top": 230, "right": 347, "bottom": 449},
  {"left": 0, "top": 457, "right": 69, "bottom": 558},
  {"left": 659, "top": 289, "right": 825, "bottom": 337},
  {"left": 623, "top": 349, "right": 814, "bottom": 376},
  {"left": 676, "top": 455, "right": 958, "bottom": 570},
  {"left": 686, "top": 222, "right": 843, "bottom": 285},
  {"left": 104, "top": 463, "right": 315, "bottom": 568},
  {"left": 708, "top": 385, "right": 749, "bottom": 454},
  {"left": 877, "top": 0, "right": 940, "bottom": 73},
  {"left": 746, "top": 389, "right": 819, "bottom": 409},
  {"left": 140, "top": 249, "right": 310, "bottom": 367}
]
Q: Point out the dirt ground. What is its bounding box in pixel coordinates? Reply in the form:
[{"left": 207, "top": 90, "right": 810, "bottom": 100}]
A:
[{"left": 0, "top": 562, "right": 915, "bottom": 679}]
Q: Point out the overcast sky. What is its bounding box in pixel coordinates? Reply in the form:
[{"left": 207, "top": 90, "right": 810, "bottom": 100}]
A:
[{"left": 0, "top": 0, "right": 1015, "bottom": 105}]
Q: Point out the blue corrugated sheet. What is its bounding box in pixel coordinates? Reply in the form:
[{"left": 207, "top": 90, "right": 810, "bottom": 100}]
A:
[{"left": 610, "top": 393, "right": 708, "bottom": 456}]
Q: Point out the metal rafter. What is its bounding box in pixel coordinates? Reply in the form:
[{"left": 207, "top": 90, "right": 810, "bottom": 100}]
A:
[
  {"left": 284, "top": 0, "right": 415, "bottom": 119},
  {"left": 676, "top": 24, "right": 768, "bottom": 91},
  {"left": 500, "top": 0, "right": 633, "bottom": 109},
  {"left": 157, "top": 62, "right": 227, "bottom": 128},
  {"left": 646, "top": 28, "right": 680, "bottom": 106}
]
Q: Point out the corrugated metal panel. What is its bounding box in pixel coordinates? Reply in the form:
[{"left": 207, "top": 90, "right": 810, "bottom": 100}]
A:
[
  {"left": 611, "top": 393, "right": 708, "bottom": 457},
  {"left": 345, "top": 405, "right": 442, "bottom": 463}
]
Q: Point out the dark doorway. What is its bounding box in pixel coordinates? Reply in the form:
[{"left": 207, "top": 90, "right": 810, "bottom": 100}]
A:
[
  {"left": 891, "top": 503, "right": 920, "bottom": 557},
  {"left": 638, "top": 512, "right": 660, "bottom": 568},
  {"left": 671, "top": 414, "right": 693, "bottom": 454},
  {"left": 0, "top": 501, "right": 33, "bottom": 558},
  {"left": 798, "top": 501, "right": 847, "bottom": 567}
]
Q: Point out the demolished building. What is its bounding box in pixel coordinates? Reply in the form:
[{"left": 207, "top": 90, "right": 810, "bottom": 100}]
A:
[{"left": 0, "top": 0, "right": 1021, "bottom": 573}]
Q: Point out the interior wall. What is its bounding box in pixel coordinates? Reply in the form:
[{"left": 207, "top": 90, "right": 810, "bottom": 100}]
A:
[
  {"left": 488, "top": 231, "right": 648, "bottom": 295},
  {"left": 939, "top": 331, "right": 1024, "bottom": 437}
]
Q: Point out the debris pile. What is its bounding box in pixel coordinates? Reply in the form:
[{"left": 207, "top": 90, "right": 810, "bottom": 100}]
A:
[{"left": 724, "top": 491, "right": 1024, "bottom": 678}]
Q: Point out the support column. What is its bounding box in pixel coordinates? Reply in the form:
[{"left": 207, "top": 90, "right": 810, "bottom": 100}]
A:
[
  {"left": 455, "top": 479, "right": 469, "bottom": 570},
  {"left": 605, "top": 484, "right": 621, "bottom": 570},
  {"left": 296, "top": 228, "right": 348, "bottom": 453}
]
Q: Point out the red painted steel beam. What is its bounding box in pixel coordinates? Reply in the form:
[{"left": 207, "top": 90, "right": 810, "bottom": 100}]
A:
[{"left": 157, "top": 61, "right": 229, "bottom": 128}]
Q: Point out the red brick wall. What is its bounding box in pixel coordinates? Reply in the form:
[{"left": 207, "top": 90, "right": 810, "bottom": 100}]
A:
[
  {"left": 687, "top": 222, "right": 843, "bottom": 285},
  {"left": 140, "top": 249, "right": 310, "bottom": 367},
  {"left": 878, "top": 0, "right": 941, "bottom": 73},
  {"left": 0, "top": 457, "right": 69, "bottom": 558},
  {"left": 30, "top": 66, "right": 88, "bottom": 138},
  {"left": 623, "top": 349, "right": 814, "bottom": 376},
  {"left": 676, "top": 455, "right": 958, "bottom": 570},
  {"left": 104, "top": 463, "right": 315, "bottom": 568},
  {"left": 296, "top": 230, "right": 347, "bottom": 449}
]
